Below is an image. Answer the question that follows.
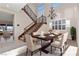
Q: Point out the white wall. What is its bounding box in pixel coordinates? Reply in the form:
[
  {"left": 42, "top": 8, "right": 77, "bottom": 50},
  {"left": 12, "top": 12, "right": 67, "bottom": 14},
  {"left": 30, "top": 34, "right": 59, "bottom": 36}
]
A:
[
  {"left": 76, "top": 6, "right": 79, "bottom": 47},
  {"left": 14, "top": 4, "right": 39, "bottom": 40},
  {"left": 14, "top": 11, "right": 33, "bottom": 40}
]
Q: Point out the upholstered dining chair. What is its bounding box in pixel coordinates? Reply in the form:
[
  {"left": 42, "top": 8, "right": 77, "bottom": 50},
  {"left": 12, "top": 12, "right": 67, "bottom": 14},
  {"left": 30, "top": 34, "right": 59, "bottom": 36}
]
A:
[
  {"left": 25, "top": 34, "right": 41, "bottom": 56},
  {"left": 50, "top": 32, "right": 68, "bottom": 55},
  {"left": 32, "top": 32, "right": 41, "bottom": 44},
  {"left": 3, "top": 31, "right": 11, "bottom": 41}
]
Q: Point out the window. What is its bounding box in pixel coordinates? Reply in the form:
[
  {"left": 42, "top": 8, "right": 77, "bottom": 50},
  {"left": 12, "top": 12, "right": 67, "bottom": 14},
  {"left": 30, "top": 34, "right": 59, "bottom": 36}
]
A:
[
  {"left": 0, "top": 24, "right": 13, "bottom": 31},
  {"left": 50, "top": 3, "right": 61, "bottom": 8},
  {"left": 52, "top": 19, "right": 70, "bottom": 30},
  {"left": 62, "top": 25, "right": 65, "bottom": 30},
  {"left": 37, "top": 4, "right": 45, "bottom": 16},
  {"left": 7, "top": 26, "right": 13, "bottom": 31}
]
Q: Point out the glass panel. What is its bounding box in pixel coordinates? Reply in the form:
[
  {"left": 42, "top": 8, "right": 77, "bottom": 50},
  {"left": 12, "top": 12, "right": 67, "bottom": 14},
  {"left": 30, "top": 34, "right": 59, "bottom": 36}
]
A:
[
  {"left": 55, "top": 25, "right": 57, "bottom": 30},
  {"left": 7, "top": 26, "right": 13, "bottom": 32},
  {"left": 50, "top": 3, "right": 61, "bottom": 8},
  {"left": 37, "top": 4, "right": 45, "bottom": 15},
  {"left": 55, "top": 21, "right": 57, "bottom": 24},
  {"left": 52, "top": 26, "right": 54, "bottom": 30},
  {"left": 52, "top": 19, "right": 66, "bottom": 30},
  {"left": 59, "top": 20, "right": 61, "bottom": 24},
  {"left": 62, "top": 20, "right": 65, "bottom": 24},
  {"left": 0, "top": 26, "right": 3, "bottom": 31},
  {"left": 59, "top": 25, "right": 61, "bottom": 30},
  {"left": 62, "top": 25, "right": 65, "bottom": 30},
  {"left": 52, "top": 21, "right": 54, "bottom": 25}
]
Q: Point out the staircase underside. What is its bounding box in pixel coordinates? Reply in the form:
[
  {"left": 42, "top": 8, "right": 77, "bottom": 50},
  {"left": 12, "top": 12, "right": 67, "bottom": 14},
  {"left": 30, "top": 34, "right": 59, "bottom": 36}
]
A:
[
  {"left": 18, "top": 4, "right": 47, "bottom": 42},
  {"left": 18, "top": 23, "right": 43, "bottom": 42}
]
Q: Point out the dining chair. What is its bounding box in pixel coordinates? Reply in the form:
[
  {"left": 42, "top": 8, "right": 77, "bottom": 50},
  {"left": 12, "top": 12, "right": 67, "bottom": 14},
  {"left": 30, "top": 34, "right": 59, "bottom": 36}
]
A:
[
  {"left": 25, "top": 34, "right": 41, "bottom": 56},
  {"left": 32, "top": 32, "right": 41, "bottom": 45},
  {"left": 3, "top": 31, "right": 11, "bottom": 41},
  {"left": 50, "top": 32, "right": 68, "bottom": 55}
]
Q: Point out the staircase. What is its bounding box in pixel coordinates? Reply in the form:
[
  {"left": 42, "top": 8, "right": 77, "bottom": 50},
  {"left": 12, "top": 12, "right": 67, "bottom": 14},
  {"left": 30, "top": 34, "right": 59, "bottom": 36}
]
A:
[
  {"left": 22, "top": 5, "right": 37, "bottom": 22},
  {"left": 18, "top": 4, "right": 47, "bottom": 42}
]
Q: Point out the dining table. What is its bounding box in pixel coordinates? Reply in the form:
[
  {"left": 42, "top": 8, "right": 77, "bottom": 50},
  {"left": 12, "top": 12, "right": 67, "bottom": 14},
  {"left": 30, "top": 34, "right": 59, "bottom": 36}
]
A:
[{"left": 31, "top": 32, "right": 62, "bottom": 54}]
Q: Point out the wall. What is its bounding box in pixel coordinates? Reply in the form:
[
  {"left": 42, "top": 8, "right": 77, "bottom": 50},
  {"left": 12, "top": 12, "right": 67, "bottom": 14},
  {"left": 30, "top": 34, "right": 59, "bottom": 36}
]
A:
[
  {"left": 76, "top": 5, "right": 79, "bottom": 47},
  {"left": 14, "top": 11, "right": 33, "bottom": 40},
  {"left": 14, "top": 4, "right": 37, "bottom": 40}
]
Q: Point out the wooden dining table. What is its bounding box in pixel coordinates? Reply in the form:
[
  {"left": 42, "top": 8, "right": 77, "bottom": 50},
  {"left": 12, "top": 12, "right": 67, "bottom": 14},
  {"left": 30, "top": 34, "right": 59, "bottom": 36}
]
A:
[{"left": 31, "top": 32, "right": 62, "bottom": 54}]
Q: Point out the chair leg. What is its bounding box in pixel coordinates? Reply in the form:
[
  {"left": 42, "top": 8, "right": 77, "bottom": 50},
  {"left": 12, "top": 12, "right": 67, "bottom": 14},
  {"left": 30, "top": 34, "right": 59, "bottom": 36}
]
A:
[
  {"left": 50, "top": 46, "right": 52, "bottom": 54},
  {"left": 26, "top": 48, "right": 28, "bottom": 56},
  {"left": 40, "top": 51, "right": 41, "bottom": 56},
  {"left": 31, "top": 52, "right": 33, "bottom": 56},
  {"left": 60, "top": 48, "right": 62, "bottom": 56}
]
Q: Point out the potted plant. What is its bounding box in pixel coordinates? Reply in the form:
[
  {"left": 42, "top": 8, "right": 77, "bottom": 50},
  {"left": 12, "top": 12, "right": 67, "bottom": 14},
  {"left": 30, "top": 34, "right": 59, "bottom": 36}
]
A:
[{"left": 70, "top": 26, "right": 76, "bottom": 40}]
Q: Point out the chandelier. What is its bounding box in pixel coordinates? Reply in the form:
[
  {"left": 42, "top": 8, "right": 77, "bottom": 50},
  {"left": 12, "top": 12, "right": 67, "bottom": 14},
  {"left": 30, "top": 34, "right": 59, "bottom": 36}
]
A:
[{"left": 48, "top": 7, "right": 56, "bottom": 20}]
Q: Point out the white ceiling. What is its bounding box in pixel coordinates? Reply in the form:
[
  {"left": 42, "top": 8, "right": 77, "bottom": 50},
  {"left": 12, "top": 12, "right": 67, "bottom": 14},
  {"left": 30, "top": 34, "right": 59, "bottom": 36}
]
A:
[
  {"left": 0, "top": 3, "right": 26, "bottom": 12},
  {"left": 0, "top": 10, "right": 14, "bottom": 24},
  {"left": 0, "top": 3, "right": 26, "bottom": 24}
]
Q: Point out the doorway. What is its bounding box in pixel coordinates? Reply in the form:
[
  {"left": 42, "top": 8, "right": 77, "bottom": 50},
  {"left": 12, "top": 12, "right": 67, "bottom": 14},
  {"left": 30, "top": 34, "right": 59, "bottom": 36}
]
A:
[{"left": 0, "top": 11, "right": 14, "bottom": 42}]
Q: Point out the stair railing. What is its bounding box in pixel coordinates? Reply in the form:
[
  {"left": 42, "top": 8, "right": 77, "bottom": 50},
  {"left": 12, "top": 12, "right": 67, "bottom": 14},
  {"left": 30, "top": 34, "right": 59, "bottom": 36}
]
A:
[
  {"left": 22, "top": 5, "right": 37, "bottom": 22},
  {"left": 24, "top": 22, "right": 34, "bottom": 30},
  {"left": 37, "top": 15, "right": 47, "bottom": 24}
]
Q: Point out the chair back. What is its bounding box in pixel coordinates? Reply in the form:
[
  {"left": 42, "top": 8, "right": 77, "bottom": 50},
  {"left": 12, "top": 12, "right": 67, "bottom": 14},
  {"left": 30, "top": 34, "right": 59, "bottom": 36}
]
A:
[
  {"left": 61, "top": 32, "right": 68, "bottom": 47},
  {"left": 25, "top": 34, "right": 34, "bottom": 51},
  {"left": 3, "top": 31, "right": 11, "bottom": 39}
]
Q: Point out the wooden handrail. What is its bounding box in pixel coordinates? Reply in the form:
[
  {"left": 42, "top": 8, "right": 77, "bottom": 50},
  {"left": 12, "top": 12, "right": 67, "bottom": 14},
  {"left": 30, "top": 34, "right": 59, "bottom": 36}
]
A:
[
  {"left": 37, "top": 15, "right": 47, "bottom": 24},
  {"left": 22, "top": 4, "right": 47, "bottom": 24},
  {"left": 18, "top": 23, "right": 36, "bottom": 39},
  {"left": 24, "top": 22, "right": 34, "bottom": 30}
]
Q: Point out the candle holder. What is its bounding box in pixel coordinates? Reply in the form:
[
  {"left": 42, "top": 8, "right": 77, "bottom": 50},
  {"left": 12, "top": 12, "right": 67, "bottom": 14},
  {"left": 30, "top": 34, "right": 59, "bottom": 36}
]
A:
[{"left": 49, "top": 29, "right": 52, "bottom": 34}]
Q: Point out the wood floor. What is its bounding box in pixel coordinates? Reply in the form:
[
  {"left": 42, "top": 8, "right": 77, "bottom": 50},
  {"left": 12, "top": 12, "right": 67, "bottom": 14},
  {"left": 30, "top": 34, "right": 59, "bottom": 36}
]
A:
[
  {"left": 67, "top": 39, "right": 77, "bottom": 47},
  {"left": 0, "top": 38, "right": 77, "bottom": 56}
]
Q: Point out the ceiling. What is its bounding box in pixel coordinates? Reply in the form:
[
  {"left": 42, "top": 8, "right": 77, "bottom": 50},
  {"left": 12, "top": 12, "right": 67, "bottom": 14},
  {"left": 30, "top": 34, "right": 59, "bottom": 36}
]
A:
[
  {"left": 0, "top": 10, "right": 14, "bottom": 24},
  {"left": 0, "top": 3, "right": 26, "bottom": 24},
  {"left": 0, "top": 3, "right": 26, "bottom": 12}
]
